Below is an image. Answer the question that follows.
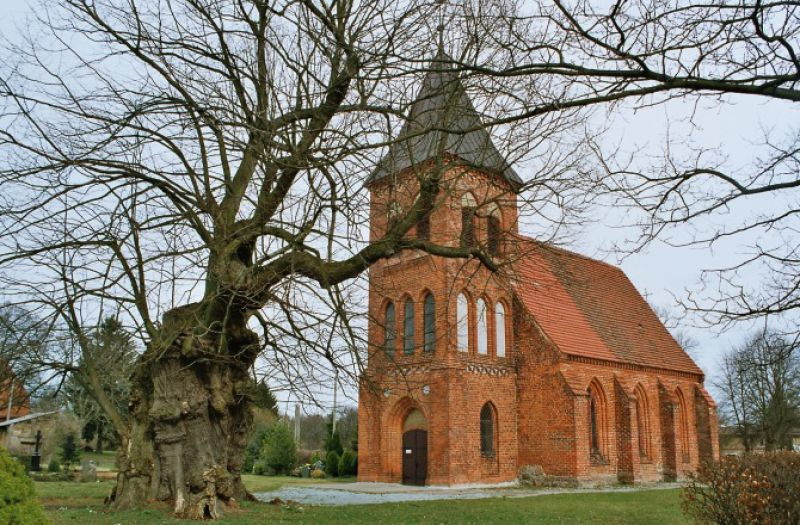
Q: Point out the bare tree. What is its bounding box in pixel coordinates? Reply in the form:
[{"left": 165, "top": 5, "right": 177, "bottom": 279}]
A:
[
  {"left": 63, "top": 317, "right": 137, "bottom": 453},
  {"left": 715, "top": 331, "right": 800, "bottom": 451},
  {"left": 0, "top": 305, "right": 49, "bottom": 404},
  {"left": 717, "top": 345, "right": 758, "bottom": 452},
  {"left": 0, "top": 0, "right": 590, "bottom": 518},
  {"left": 431, "top": 0, "right": 800, "bottom": 332},
  {"left": 650, "top": 301, "right": 700, "bottom": 358}
]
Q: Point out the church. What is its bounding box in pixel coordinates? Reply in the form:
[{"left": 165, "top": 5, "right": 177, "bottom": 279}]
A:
[{"left": 357, "top": 51, "right": 719, "bottom": 486}]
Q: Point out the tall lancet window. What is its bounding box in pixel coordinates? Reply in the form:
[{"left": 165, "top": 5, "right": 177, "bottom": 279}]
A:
[
  {"left": 480, "top": 403, "right": 496, "bottom": 457},
  {"left": 495, "top": 302, "right": 506, "bottom": 357},
  {"left": 461, "top": 193, "right": 477, "bottom": 248},
  {"left": 488, "top": 213, "right": 502, "bottom": 255},
  {"left": 417, "top": 204, "right": 431, "bottom": 241},
  {"left": 423, "top": 293, "right": 436, "bottom": 353},
  {"left": 384, "top": 302, "right": 396, "bottom": 357},
  {"left": 457, "top": 293, "right": 469, "bottom": 352},
  {"left": 476, "top": 298, "right": 488, "bottom": 355},
  {"left": 403, "top": 298, "right": 415, "bottom": 355}
]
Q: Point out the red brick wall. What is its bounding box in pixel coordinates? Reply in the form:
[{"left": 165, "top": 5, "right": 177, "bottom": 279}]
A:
[
  {"left": 514, "top": 307, "right": 579, "bottom": 479},
  {"left": 516, "top": 348, "right": 711, "bottom": 484},
  {"left": 359, "top": 165, "right": 519, "bottom": 485}
]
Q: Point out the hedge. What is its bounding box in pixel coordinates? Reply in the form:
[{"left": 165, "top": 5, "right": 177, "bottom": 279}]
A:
[
  {"left": 0, "top": 446, "right": 49, "bottom": 525},
  {"left": 683, "top": 452, "right": 800, "bottom": 524}
]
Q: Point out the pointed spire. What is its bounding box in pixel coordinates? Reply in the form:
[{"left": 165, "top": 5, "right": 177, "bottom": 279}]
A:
[
  {"left": 366, "top": 27, "right": 522, "bottom": 189},
  {"left": 435, "top": 0, "right": 446, "bottom": 60}
]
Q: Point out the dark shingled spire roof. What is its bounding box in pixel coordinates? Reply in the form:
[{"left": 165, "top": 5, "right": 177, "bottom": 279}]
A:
[{"left": 367, "top": 51, "right": 523, "bottom": 188}]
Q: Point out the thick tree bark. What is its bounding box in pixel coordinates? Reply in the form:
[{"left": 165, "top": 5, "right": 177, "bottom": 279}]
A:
[{"left": 109, "top": 303, "right": 258, "bottom": 519}]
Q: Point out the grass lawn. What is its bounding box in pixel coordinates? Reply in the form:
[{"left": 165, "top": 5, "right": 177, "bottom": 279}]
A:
[
  {"left": 36, "top": 476, "right": 688, "bottom": 524},
  {"left": 78, "top": 451, "right": 118, "bottom": 471}
]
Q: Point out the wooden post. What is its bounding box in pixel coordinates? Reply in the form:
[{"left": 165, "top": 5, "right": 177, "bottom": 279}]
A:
[{"left": 5, "top": 378, "right": 13, "bottom": 423}]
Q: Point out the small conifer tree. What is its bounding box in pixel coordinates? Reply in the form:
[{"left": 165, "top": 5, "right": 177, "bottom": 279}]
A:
[
  {"left": 260, "top": 421, "right": 297, "bottom": 475},
  {"left": 60, "top": 433, "right": 80, "bottom": 468},
  {"left": 325, "top": 450, "right": 340, "bottom": 477}
]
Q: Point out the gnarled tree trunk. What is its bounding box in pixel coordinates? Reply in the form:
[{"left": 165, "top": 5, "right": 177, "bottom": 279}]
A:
[{"left": 109, "top": 303, "right": 258, "bottom": 519}]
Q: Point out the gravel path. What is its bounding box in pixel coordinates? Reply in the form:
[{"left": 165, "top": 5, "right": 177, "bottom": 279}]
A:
[{"left": 253, "top": 482, "right": 682, "bottom": 506}]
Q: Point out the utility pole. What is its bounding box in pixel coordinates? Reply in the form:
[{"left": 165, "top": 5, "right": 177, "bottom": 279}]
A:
[
  {"left": 331, "top": 370, "right": 338, "bottom": 434},
  {"left": 294, "top": 402, "right": 300, "bottom": 444}
]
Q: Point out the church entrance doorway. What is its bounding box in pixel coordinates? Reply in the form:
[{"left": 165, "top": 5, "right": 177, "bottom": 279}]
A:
[
  {"left": 401, "top": 408, "right": 428, "bottom": 485},
  {"left": 402, "top": 429, "right": 427, "bottom": 485}
]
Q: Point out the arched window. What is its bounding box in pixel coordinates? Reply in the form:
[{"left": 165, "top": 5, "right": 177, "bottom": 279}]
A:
[
  {"left": 403, "top": 298, "right": 415, "bottom": 355},
  {"left": 495, "top": 302, "right": 506, "bottom": 357},
  {"left": 387, "top": 202, "right": 402, "bottom": 232},
  {"left": 384, "top": 302, "right": 396, "bottom": 357},
  {"left": 635, "top": 384, "right": 651, "bottom": 460},
  {"left": 457, "top": 293, "right": 469, "bottom": 352},
  {"left": 589, "top": 394, "right": 600, "bottom": 453},
  {"left": 423, "top": 293, "right": 435, "bottom": 353},
  {"left": 676, "top": 389, "right": 690, "bottom": 463},
  {"left": 487, "top": 206, "right": 502, "bottom": 255},
  {"left": 461, "top": 193, "right": 477, "bottom": 248},
  {"left": 476, "top": 298, "right": 488, "bottom": 355},
  {"left": 417, "top": 206, "right": 431, "bottom": 241},
  {"left": 480, "top": 403, "right": 496, "bottom": 457},
  {"left": 588, "top": 380, "right": 607, "bottom": 460}
]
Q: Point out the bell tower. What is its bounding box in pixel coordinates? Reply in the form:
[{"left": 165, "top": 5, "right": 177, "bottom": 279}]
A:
[{"left": 357, "top": 49, "right": 522, "bottom": 485}]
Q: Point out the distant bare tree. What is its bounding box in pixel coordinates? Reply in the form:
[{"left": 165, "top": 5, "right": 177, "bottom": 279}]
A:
[
  {"left": 715, "top": 332, "right": 800, "bottom": 451},
  {"left": 0, "top": 305, "right": 49, "bottom": 404},
  {"left": 297, "top": 413, "right": 327, "bottom": 452},
  {"left": 650, "top": 302, "right": 699, "bottom": 358},
  {"left": 335, "top": 405, "right": 359, "bottom": 450},
  {"left": 717, "top": 346, "right": 758, "bottom": 452}
]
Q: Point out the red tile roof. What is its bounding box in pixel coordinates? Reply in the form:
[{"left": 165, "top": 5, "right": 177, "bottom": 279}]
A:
[
  {"left": 0, "top": 377, "right": 30, "bottom": 421},
  {"left": 511, "top": 237, "right": 704, "bottom": 377}
]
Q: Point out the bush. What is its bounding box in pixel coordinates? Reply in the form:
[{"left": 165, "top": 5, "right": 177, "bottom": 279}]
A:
[
  {"left": 0, "top": 447, "right": 48, "bottom": 525},
  {"left": 252, "top": 460, "right": 276, "bottom": 477},
  {"left": 260, "top": 421, "right": 297, "bottom": 475},
  {"left": 325, "top": 450, "right": 340, "bottom": 477},
  {"left": 47, "top": 458, "right": 60, "bottom": 473},
  {"left": 310, "top": 469, "right": 326, "bottom": 479},
  {"left": 683, "top": 452, "right": 800, "bottom": 525},
  {"left": 297, "top": 449, "right": 314, "bottom": 465},
  {"left": 338, "top": 450, "right": 357, "bottom": 477}
]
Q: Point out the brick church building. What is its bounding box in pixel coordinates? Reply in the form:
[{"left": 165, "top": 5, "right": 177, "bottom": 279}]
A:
[{"left": 357, "top": 51, "right": 719, "bottom": 486}]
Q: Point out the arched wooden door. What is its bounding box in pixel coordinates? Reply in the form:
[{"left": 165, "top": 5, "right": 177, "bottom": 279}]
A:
[{"left": 402, "top": 429, "right": 427, "bottom": 485}]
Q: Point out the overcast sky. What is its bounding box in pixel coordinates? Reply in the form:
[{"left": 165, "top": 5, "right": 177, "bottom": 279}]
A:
[{"left": 2, "top": 0, "right": 798, "bottom": 410}]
